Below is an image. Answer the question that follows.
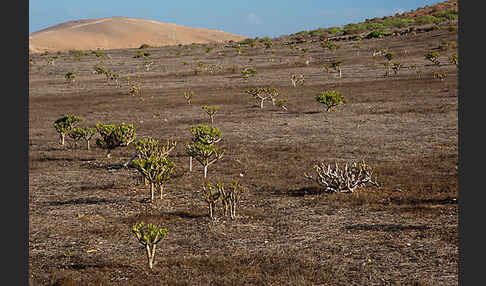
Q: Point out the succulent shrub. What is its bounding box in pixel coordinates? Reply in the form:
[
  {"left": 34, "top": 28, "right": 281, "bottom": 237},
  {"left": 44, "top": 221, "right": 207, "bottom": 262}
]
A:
[
  {"left": 290, "top": 74, "right": 305, "bottom": 87},
  {"left": 245, "top": 87, "right": 280, "bottom": 109},
  {"left": 366, "top": 29, "right": 391, "bottom": 39},
  {"left": 67, "top": 127, "right": 84, "bottom": 148},
  {"left": 201, "top": 182, "right": 221, "bottom": 219},
  {"left": 64, "top": 72, "right": 76, "bottom": 84},
  {"left": 425, "top": 51, "right": 440, "bottom": 65},
  {"left": 69, "top": 127, "right": 96, "bottom": 150},
  {"left": 132, "top": 222, "right": 168, "bottom": 269},
  {"left": 448, "top": 54, "right": 458, "bottom": 66},
  {"left": 325, "top": 60, "right": 343, "bottom": 78},
  {"left": 93, "top": 64, "right": 108, "bottom": 75},
  {"left": 219, "top": 180, "right": 246, "bottom": 219},
  {"left": 186, "top": 125, "right": 224, "bottom": 178},
  {"left": 95, "top": 123, "right": 136, "bottom": 158},
  {"left": 183, "top": 91, "right": 194, "bottom": 104},
  {"left": 434, "top": 71, "right": 447, "bottom": 81},
  {"left": 391, "top": 62, "right": 403, "bottom": 76},
  {"left": 241, "top": 67, "right": 257, "bottom": 79},
  {"left": 53, "top": 114, "right": 82, "bottom": 145},
  {"left": 305, "top": 161, "right": 379, "bottom": 193},
  {"left": 201, "top": 105, "right": 219, "bottom": 124},
  {"left": 315, "top": 90, "right": 345, "bottom": 112},
  {"left": 133, "top": 154, "right": 175, "bottom": 201}
]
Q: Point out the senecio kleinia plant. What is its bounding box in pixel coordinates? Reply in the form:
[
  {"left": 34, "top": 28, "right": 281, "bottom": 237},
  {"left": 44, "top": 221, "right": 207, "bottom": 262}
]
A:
[
  {"left": 201, "top": 180, "right": 246, "bottom": 219},
  {"left": 95, "top": 122, "right": 136, "bottom": 158},
  {"left": 424, "top": 51, "right": 440, "bottom": 65},
  {"left": 186, "top": 125, "right": 224, "bottom": 178},
  {"left": 64, "top": 72, "right": 76, "bottom": 84},
  {"left": 132, "top": 221, "right": 168, "bottom": 269},
  {"left": 53, "top": 114, "right": 82, "bottom": 146},
  {"left": 305, "top": 161, "right": 379, "bottom": 193},
  {"left": 245, "top": 87, "right": 281, "bottom": 109},
  {"left": 68, "top": 127, "right": 96, "bottom": 150},
  {"left": 315, "top": 90, "right": 346, "bottom": 112},
  {"left": 201, "top": 105, "right": 219, "bottom": 124},
  {"left": 183, "top": 91, "right": 194, "bottom": 105},
  {"left": 133, "top": 152, "right": 175, "bottom": 201}
]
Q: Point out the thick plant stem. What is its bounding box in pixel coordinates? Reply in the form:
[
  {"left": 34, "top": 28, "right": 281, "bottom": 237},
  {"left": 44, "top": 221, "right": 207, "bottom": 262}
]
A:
[
  {"left": 204, "top": 165, "right": 208, "bottom": 179},
  {"left": 60, "top": 134, "right": 65, "bottom": 145},
  {"left": 159, "top": 184, "right": 164, "bottom": 199},
  {"left": 150, "top": 182, "right": 155, "bottom": 201},
  {"left": 189, "top": 156, "right": 193, "bottom": 172},
  {"left": 146, "top": 245, "right": 153, "bottom": 269}
]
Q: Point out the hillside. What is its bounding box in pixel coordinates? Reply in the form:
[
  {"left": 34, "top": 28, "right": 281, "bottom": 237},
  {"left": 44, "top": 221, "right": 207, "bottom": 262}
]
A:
[{"left": 29, "top": 17, "right": 248, "bottom": 53}]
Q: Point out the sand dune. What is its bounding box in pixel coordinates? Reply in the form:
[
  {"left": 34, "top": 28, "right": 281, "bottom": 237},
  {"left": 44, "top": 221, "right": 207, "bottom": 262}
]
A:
[{"left": 29, "top": 17, "right": 248, "bottom": 53}]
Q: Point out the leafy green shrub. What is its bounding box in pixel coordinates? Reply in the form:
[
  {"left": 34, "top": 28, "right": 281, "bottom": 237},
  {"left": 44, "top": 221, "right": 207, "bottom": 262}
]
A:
[
  {"left": 95, "top": 123, "right": 136, "bottom": 158},
  {"left": 391, "top": 62, "right": 403, "bottom": 75},
  {"left": 53, "top": 114, "right": 82, "bottom": 145},
  {"left": 366, "top": 30, "right": 391, "bottom": 39},
  {"left": 91, "top": 50, "right": 105, "bottom": 58},
  {"left": 321, "top": 40, "right": 339, "bottom": 51},
  {"left": 186, "top": 125, "right": 224, "bottom": 178},
  {"left": 132, "top": 222, "right": 167, "bottom": 269},
  {"left": 201, "top": 105, "right": 220, "bottom": 124},
  {"left": 415, "top": 15, "right": 441, "bottom": 25},
  {"left": 205, "top": 47, "right": 214, "bottom": 53},
  {"left": 315, "top": 90, "right": 345, "bottom": 112}
]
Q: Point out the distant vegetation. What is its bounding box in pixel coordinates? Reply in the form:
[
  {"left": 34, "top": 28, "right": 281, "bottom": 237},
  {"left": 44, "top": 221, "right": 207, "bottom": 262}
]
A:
[{"left": 290, "top": 8, "right": 457, "bottom": 38}]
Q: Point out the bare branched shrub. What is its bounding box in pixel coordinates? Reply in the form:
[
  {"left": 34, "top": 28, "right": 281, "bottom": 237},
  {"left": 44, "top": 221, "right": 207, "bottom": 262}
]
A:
[
  {"left": 290, "top": 74, "right": 305, "bottom": 87},
  {"left": 305, "top": 161, "right": 379, "bottom": 193}
]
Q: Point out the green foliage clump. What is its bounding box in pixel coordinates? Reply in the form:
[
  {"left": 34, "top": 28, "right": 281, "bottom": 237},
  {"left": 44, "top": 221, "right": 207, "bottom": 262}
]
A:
[
  {"left": 133, "top": 152, "right": 175, "bottom": 201},
  {"left": 321, "top": 40, "right": 339, "bottom": 51},
  {"left": 315, "top": 90, "right": 346, "bottom": 112},
  {"left": 95, "top": 123, "right": 136, "bottom": 158},
  {"left": 132, "top": 222, "right": 168, "bottom": 269},
  {"left": 53, "top": 114, "right": 82, "bottom": 145},
  {"left": 366, "top": 30, "right": 391, "bottom": 39}
]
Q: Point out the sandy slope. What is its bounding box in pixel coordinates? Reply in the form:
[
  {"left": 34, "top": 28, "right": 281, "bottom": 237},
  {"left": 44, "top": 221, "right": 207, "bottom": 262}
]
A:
[{"left": 29, "top": 17, "right": 248, "bottom": 53}]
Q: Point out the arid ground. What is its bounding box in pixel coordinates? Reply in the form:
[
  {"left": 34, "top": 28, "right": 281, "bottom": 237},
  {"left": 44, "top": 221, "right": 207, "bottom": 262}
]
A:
[{"left": 29, "top": 19, "right": 458, "bottom": 285}]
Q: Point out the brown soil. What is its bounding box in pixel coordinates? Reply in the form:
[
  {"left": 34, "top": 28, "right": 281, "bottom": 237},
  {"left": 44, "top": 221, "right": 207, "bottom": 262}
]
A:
[{"left": 29, "top": 19, "right": 458, "bottom": 285}]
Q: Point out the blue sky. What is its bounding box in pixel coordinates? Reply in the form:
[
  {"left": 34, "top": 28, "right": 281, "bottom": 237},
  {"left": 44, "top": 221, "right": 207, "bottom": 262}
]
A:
[{"left": 29, "top": 0, "right": 445, "bottom": 37}]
